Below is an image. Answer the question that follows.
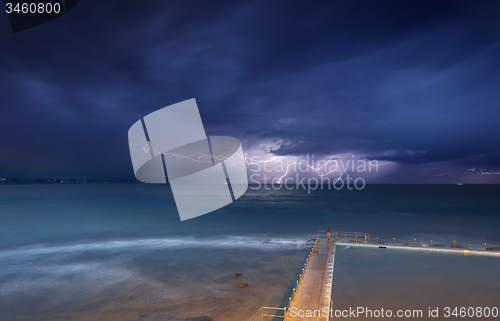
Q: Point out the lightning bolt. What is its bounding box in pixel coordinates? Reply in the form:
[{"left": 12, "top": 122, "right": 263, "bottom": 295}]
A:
[
  {"left": 480, "top": 167, "right": 500, "bottom": 175},
  {"left": 426, "top": 166, "right": 500, "bottom": 176},
  {"left": 425, "top": 168, "right": 476, "bottom": 177},
  {"left": 273, "top": 157, "right": 343, "bottom": 184},
  {"left": 132, "top": 143, "right": 392, "bottom": 182}
]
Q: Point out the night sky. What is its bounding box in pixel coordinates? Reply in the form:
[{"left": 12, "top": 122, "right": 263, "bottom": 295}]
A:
[{"left": 1, "top": 0, "right": 499, "bottom": 183}]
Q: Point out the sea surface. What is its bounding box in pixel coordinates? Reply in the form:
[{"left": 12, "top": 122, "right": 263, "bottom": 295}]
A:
[{"left": 0, "top": 184, "right": 499, "bottom": 320}]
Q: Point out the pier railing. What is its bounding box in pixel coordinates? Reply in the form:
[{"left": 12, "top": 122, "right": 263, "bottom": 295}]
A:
[
  {"left": 246, "top": 307, "right": 286, "bottom": 321},
  {"left": 326, "top": 231, "right": 370, "bottom": 244},
  {"left": 332, "top": 232, "right": 500, "bottom": 253}
]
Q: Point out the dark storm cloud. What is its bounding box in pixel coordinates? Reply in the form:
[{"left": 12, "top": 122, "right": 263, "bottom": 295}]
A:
[{"left": 0, "top": 0, "right": 499, "bottom": 180}]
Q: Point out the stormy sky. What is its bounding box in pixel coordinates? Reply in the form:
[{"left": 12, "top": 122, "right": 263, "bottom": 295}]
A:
[{"left": 1, "top": 0, "right": 499, "bottom": 183}]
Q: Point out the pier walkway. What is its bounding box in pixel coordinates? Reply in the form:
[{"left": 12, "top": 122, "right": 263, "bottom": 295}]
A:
[
  {"left": 246, "top": 233, "right": 335, "bottom": 321},
  {"left": 285, "top": 235, "right": 335, "bottom": 321}
]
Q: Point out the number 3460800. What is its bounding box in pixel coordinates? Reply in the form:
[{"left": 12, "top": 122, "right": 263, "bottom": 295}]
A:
[{"left": 5, "top": 2, "right": 61, "bottom": 14}]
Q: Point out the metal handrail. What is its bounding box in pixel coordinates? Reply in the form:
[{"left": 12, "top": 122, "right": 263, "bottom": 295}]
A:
[
  {"left": 247, "top": 307, "right": 286, "bottom": 321},
  {"left": 331, "top": 232, "right": 500, "bottom": 255},
  {"left": 330, "top": 231, "right": 371, "bottom": 244}
]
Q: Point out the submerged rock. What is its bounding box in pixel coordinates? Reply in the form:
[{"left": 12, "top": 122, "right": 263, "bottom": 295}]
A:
[
  {"left": 236, "top": 283, "right": 249, "bottom": 288},
  {"left": 235, "top": 273, "right": 242, "bottom": 277},
  {"left": 304, "top": 239, "right": 316, "bottom": 247},
  {"left": 188, "top": 317, "right": 212, "bottom": 321}
]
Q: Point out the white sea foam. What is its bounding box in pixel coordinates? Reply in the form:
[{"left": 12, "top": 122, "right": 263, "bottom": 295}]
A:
[
  {"left": 0, "top": 262, "right": 135, "bottom": 296},
  {"left": 0, "top": 236, "right": 312, "bottom": 260},
  {"left": 0, "top": 236, "right": 313, "bottom": 310},
  {"left": 0, "top": 235, "right": 313, "bottom": 304}
]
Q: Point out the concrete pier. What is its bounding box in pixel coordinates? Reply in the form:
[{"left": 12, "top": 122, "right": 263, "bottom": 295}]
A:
[
  {"left": 337, "top": 242, "right": 500, "bottom": 257},
  {"left": 286, "top": 237, "right": 335, "bottom": 321},
  {"left": 247, "top": 231, "right": 500, "bottom": 321}
]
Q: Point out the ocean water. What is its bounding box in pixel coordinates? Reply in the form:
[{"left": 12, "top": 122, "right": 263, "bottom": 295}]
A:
[{"left": 0, "top": 184, "right": 499, "bottom": 320}]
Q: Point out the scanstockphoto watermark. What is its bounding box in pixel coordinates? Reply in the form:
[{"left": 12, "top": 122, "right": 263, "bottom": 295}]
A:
[
  {"left": 289, "top": 307, "right": 424, "bottom": 318},
  {"left": 247, "top": 155, "right": 382, "bottom": 193},
  {"left": 289, "top": 306, "right": 499, "bottom": 318}
]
